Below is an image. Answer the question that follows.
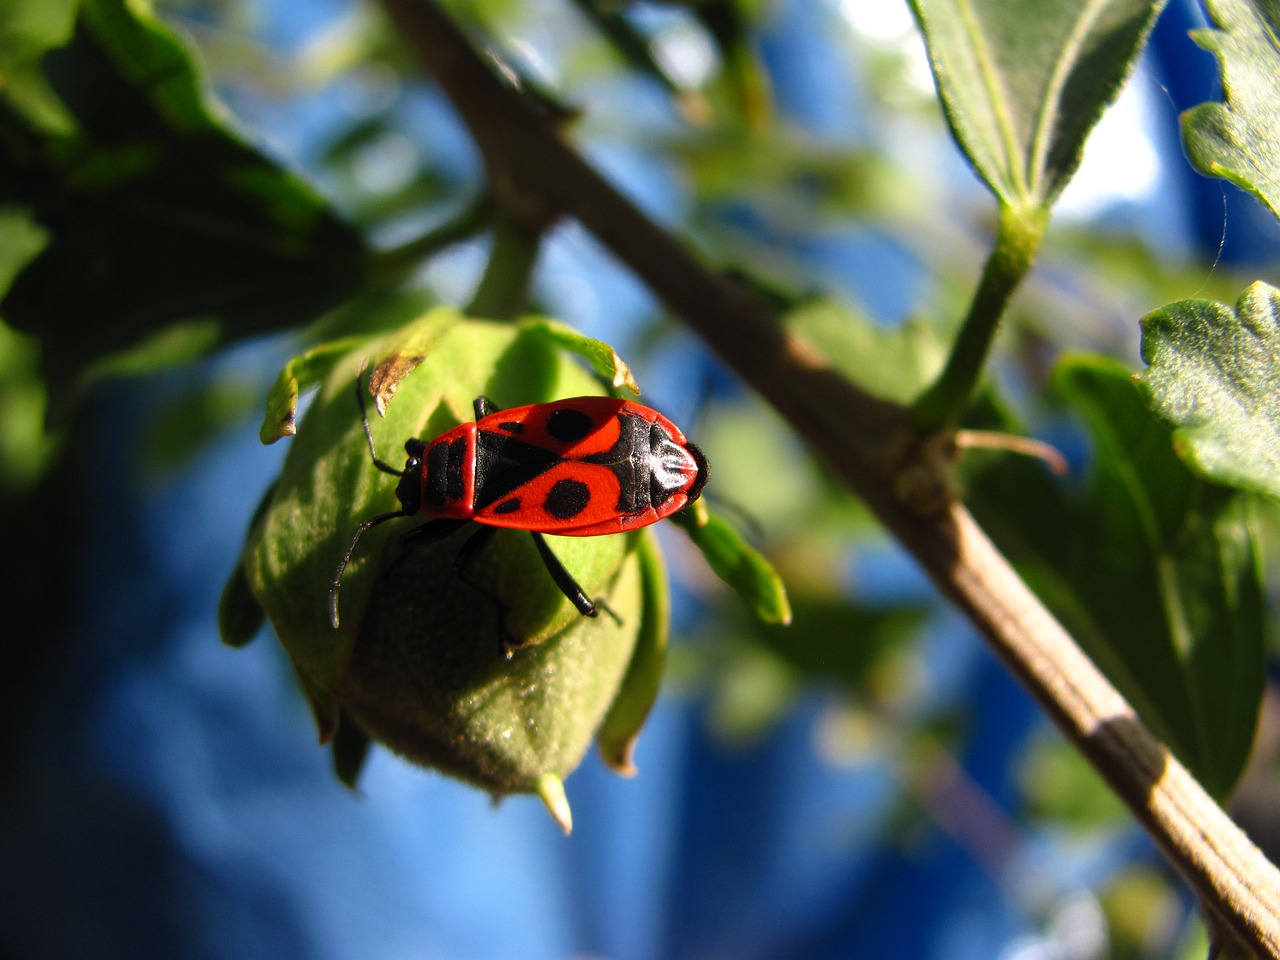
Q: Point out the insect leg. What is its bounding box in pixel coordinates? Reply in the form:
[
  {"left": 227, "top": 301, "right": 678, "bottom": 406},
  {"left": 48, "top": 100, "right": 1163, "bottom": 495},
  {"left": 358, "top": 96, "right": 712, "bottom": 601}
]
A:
[
  {"left": 376, "top": 516, "right": 473, "bottom": 584},
  {"left": 529, "top": 531, "right": 606, "bottom": 619},
  {"left": 453, "top": 522, "right": 499, "bottom": 573},
  {"left": 399, "top": 516, "right": 473, "bottom": 547},
  {"left": 450, "top": 525, "right": 523, "bottom": 655}
]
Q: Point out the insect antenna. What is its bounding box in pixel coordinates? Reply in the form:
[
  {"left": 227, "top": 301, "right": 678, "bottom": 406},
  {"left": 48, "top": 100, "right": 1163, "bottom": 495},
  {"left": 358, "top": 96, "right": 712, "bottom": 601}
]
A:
[
  {"left": 329, "top": 363, "right": 412, "bottom": 628},
  {"left": 329, "top": 509, "right": 407, "bottom": 628},
  {"left": 355, "top": 362, "right": 404, "bottom": 477}
]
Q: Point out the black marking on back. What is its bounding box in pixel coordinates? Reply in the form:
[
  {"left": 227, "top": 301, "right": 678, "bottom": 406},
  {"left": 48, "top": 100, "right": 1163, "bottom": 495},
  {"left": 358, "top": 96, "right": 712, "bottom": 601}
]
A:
[
  {"left": 544, "top": 478, "right": 591, "bottom": 520},
  {"left": 473, "top": 431, "right": 561, "bottom": 509},
  {"left": 547, "top": 407, "right": 596, "bottom": 442},
  {"left": 493, "top": 497, "right": 522, "bottom": 514},
  {"left": 578, "top": 412, "right": 699, "bottom": 514},
  {"left": 423, "top": 437, "right": 468, "bottom": 510},
  {"left": 497, "top": 421, "right": 524, "bottom": 434},
  {"left": 583, "top": 411, "right": 652, "bottom": 513}
]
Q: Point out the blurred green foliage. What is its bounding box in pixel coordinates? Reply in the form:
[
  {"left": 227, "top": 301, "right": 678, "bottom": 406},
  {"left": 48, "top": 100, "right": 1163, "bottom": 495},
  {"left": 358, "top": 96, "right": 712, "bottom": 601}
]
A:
[{"left": 6, "top": 0, "right": 1280, "bottom": 950}]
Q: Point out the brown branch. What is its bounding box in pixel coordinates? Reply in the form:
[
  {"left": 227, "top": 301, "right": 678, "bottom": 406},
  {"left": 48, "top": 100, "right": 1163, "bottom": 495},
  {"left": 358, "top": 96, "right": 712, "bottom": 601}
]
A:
[{"left": 373, "top": 0, "right": 1280, "bottom": 953}]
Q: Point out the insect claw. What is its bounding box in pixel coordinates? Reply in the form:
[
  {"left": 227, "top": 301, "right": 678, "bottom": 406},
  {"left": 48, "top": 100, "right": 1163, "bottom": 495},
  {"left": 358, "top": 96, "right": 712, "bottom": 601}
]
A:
[
  {"left": 594, "top": 598, "right": 623, "bottom": 626},
  {"left": 497, "top": 618, "right": 527, "bottom": 660}
]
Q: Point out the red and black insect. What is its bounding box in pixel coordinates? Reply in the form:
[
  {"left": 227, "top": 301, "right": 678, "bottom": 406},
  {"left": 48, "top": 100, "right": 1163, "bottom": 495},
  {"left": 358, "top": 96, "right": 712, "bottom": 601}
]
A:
[{"left": 328, "top": 376, "right": 709, "bottom": 636}]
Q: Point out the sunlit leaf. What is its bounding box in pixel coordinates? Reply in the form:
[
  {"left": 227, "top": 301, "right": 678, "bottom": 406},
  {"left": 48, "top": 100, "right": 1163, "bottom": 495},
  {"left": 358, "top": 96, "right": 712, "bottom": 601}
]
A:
[
  {"left": 671, "top": 504, "right": 791, "bottom": 625},
  {"left": 1182, "top": 0, "right": 1280, "bottom": 220},
  {"left": 1140, "top": 282, "right": 1280, "bottom": 498},
  {"left": 520, "top": 317, "right": 641, "bottom": 394},
  {"left": 909, "top": 0, "right": 1165, "bottom": 208},
  {"left": 260, "top": 338, "right": 364, "bottom": 444},
  {"left": 0, "top": 209, "right": 47, "bottom": 301}
]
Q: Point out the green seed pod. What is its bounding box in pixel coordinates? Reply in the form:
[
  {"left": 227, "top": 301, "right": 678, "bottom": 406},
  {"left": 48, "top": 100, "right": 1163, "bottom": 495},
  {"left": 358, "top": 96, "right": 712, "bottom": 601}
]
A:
[
  {"left": 346, "top": 524, "right": 646, "bottom": 794},
  {"left": 234, "top": 308, "right": 668, "bottom": 826}
]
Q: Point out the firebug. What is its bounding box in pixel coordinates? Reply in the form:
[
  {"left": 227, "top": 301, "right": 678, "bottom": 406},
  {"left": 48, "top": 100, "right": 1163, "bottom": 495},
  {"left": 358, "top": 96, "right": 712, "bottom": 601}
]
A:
[{"left": 329, "top": 373, "right": 709, "bottom": 642}]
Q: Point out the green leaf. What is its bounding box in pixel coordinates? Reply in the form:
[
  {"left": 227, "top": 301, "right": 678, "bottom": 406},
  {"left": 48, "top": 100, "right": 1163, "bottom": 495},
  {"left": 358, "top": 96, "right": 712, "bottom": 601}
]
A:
[
  {"left": 218, "top": 559, "right": 265, "bottom": 649},
  {"left": 0, "top": 0, "right": 75, "bottom": 72},
  {"left": 1182, "top": 0, "right": 1280, "bottom": 221},
  {"left": 0, "top": 0, "right": 368, "bottom": 401},
  {"left": 260, "top": 337, "right": 365, "bottom": 444},
  {"left": 0, "top": 208, "right": 48, "bottom": 301},
  {"left": 0, "top": 322, "right": 54, "bottom": 491},
  {"left": 0, "top": 0, "right": 76, "bottom": 131},
  {"left": 597, "top": 529, "right": 669, "bottom": 775},
  {"left": 520, "top": 317, "right": 640, "bottom": 394},
  {"left": 1139, "top": 282, "right": 1280, "bottom": 498},
  {"left": 330, "top": 710, "right": 372, "bottom": 789},
  {"left": 671, "top": 504, "right": 791, "bottom": 625},
  {"left": 965, "top": 356, "right": 1265, "bottom": 799},
  {"left": 218, "top": 479, "right": 276, "bottom": 648},
  {"left": 909, "top": 0, "right": 1165, "bottom": 208}
]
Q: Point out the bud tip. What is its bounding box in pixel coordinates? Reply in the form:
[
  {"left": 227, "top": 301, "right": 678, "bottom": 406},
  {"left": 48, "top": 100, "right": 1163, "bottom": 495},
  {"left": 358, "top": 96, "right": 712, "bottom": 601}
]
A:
[{"left": 535, "top": 773, "right": 573, "bottom": 835}]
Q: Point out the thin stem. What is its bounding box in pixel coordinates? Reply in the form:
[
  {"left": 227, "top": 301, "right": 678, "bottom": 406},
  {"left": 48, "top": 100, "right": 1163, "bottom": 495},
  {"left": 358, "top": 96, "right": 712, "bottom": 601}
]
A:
[
  {"left": 954, "top": 429, "right": 1068, "bottom": 474},
  {"left": 911, "top": 203, "right": 1048, "bottom": 431}
]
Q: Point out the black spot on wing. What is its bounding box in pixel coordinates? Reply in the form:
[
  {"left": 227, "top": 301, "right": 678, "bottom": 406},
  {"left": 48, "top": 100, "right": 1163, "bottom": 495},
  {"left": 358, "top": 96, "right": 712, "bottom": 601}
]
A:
[
  {"left": 497, "top": 421, "right": 524, "bottom": 434},
  {"left": 547, "top": 407, "right": 595, "bottom": 442},
  {"left": 493, "top": 498, "right": 522, "bottom": 514},
  {"left": 544, "top": 478, "right": 591, "bottom": 520}
]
